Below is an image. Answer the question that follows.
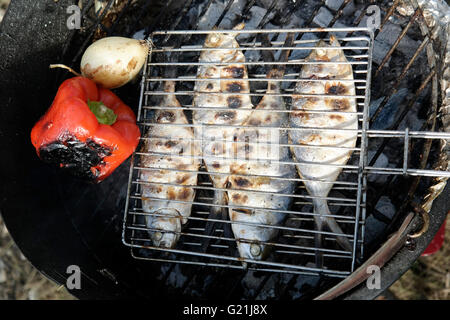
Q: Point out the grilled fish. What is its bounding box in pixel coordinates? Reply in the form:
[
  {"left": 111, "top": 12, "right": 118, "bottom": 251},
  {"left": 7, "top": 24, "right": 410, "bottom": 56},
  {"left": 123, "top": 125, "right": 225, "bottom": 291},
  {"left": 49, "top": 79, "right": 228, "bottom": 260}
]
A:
[
  {"left": 289, "top": 35, "right": 356, "bottom": 263},
  {"left": 227, "top": 34, "right": 297, "bottom": 260},
  {"left": 140, "top": 80, "right": 200, "bottom": 248},
  {"left": 193, "top": 22, "right": 253, "bottom": 218}
]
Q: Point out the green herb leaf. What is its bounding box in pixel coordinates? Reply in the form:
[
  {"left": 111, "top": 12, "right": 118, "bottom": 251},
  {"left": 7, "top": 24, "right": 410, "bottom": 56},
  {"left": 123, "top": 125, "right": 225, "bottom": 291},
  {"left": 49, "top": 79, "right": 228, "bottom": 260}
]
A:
[{"left": 87, "top": 100, "right": 117, "bottom": 125}]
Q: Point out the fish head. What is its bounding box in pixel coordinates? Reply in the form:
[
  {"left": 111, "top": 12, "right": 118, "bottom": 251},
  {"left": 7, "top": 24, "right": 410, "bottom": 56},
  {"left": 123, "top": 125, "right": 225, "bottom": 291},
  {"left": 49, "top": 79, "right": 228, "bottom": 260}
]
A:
[
  {"left": 203, "top": 23, "right": 245, "bottom": 62},
  {"left": 231, "top": 208, "right": 284, "bottom": 261},
  {"left": 204, "top": 33, "right": 237, "bottom": 49},
  {"left": 309, "top": 34, "right": 345, "bottom": 62},
  {"left": 147, "top": 208, "right": 182, "bottom": 248}
]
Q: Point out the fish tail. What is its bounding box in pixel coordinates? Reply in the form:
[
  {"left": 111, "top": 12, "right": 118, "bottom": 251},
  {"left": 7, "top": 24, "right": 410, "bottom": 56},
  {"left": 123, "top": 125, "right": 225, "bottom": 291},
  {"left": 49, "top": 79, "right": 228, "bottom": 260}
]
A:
[
  {"left": 313, "top": 198, "right": 353, "bottom": 259},
  {"left": 260, "top": 32, "right": 294, "bottom": 76},
  {"left": 313, "top": 214, "right": 324, "bottom": 268},
  {"left": 163, "top": 80, "right": 176, "bottom": 93}
]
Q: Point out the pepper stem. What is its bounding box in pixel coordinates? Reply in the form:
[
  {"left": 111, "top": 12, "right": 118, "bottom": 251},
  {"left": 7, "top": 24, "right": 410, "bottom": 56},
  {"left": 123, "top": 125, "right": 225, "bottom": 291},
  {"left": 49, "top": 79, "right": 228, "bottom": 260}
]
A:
[
  {"left": 49, "top": 64, "right": 82, "bottom": 77},
  {"left": 87, "top": 100, "right": 117, "bottom": 125}
]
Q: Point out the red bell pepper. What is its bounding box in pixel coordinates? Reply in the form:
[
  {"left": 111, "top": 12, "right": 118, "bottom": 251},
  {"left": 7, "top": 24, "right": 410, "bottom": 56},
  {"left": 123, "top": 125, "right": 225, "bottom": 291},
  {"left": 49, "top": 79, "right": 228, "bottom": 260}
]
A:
[{"left": 31, "top": 76, "right": 140, "bottom": 182}]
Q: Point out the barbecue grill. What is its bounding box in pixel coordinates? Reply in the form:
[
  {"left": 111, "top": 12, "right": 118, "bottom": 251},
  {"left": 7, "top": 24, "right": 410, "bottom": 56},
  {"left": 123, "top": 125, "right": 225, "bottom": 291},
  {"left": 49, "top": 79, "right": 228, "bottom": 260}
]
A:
[{"left": 0, "top": 0, "right": 448, "bottom": 300}]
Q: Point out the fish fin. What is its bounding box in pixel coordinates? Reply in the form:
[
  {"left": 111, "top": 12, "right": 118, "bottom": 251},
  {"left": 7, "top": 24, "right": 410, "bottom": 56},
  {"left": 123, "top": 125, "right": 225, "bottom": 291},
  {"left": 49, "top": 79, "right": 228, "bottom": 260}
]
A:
[
  {"left": 315, "top": 39, "right": 327, "bottom": 48},
  {"left": 222, "top": 22, "right": 245, "bottom": 40},
  {"left": 329, "top": 34, "right": 339, "bottom": 45},
  {"left": 233, "top": 22, "right": 245, "bottom": 31},
  {"left": 259, "top": 34, "right": 276, "bottom": 67},
  {"left": 324, "top": 214, "right": 353, "bottom": 252},
  {"left": 278, "top": 32, "right": 294, "bottom": 65},
  {"left": 314, "top": 198, "right": 353, "bottom": 253},
  {"left": 313, "top": 214, "right": 325, "bottom": 268},
  {"left": 163, "top": 80, "right": 176, "bottom": 93}
]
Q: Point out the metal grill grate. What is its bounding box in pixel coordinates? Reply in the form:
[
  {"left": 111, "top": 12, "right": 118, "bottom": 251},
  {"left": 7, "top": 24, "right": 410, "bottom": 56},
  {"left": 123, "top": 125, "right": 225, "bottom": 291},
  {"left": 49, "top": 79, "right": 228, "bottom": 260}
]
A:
[
  {"left": 121, "top": 27, "right": 370, "bottom": 277},
  {"left": 121, "top": 26, "right": 450, "bottom": 278}
]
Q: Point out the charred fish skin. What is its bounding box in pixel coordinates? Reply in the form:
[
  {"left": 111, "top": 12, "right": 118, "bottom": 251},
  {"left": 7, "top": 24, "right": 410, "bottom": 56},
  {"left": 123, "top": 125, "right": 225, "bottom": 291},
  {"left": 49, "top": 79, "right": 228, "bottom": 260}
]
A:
[
  {"left": 140, "top": 81, "right": 200, "bottom": 248},
  {"left": 228, "top": 66, "right": 297, "bottom": 261},
  {"left": 290, "top": 35, "right": 356, "bottom": 258},
  {"left": 193, "top": 22, "right": 253, "bottom": 216}
]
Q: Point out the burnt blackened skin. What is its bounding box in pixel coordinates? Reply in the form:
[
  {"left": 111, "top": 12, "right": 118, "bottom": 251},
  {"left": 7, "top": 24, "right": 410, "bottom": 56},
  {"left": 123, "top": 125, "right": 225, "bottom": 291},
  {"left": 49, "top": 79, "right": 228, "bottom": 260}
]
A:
[
  {"left": 157, "top": 111, "right": 176, "bottom": 122},
  {"left": 39, "top": 135, "right": 112, "bottom": 181},
  {"left": 327, "top": 83, "right": 347, "bottom": 95},
  {"left": 224, "top": 66, "right": 245, "bottom": 78},
  {"left": 234, "top": 177, "right": 251, "bottom": 188},
  {"left": 227, "top": 82, "right": 243, "bottom": 93},
  {"left": 227, "top": 96, "right": 242, "bottom": 109},
  {"left": 165, "top": 140, "right": 178, "bottom": 148},
  {"left": 331, "top": 98, "right": 351, "bottom": 110},
  {"left": 216, "top": 111, "right": 236, "bottom": 121}
]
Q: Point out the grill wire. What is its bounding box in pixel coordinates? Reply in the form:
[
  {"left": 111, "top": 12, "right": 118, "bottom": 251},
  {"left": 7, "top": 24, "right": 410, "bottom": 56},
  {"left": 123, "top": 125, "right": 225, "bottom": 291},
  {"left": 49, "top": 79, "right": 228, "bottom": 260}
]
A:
[
  {"left": 121, "top": 25, "right": 449, "bottom": 278},
  {"left": 122, "top": 28, "right": 372, "bottom": 278},
  {"left": 65, "top": 0, "right": 450, "bottom": 296}
]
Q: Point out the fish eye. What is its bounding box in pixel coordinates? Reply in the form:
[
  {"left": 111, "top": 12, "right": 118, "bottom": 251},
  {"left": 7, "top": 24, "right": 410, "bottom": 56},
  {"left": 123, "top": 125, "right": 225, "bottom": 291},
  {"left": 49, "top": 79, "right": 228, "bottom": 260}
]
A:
[
  {"left": 250, "top": 243, "right": 262, "bottom": 257},
  {"left": 316, "top": 48, "right": 326, "bottom": 56},
  {"left": 153, "top": 232, "right": 163, "bottom": 241},
  {"left": 208, "top": 34, "right": 220, "bottom": 45}
]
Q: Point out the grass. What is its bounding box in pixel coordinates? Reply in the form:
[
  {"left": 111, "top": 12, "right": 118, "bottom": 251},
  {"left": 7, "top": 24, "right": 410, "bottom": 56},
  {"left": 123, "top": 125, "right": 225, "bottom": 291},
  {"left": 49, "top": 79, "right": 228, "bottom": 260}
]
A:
[
  {"left": 389, "top": 214, "right": 450, "bottom": 300},
  {"left": 0, "top": 215, "right": 75, "bottom": 300}
]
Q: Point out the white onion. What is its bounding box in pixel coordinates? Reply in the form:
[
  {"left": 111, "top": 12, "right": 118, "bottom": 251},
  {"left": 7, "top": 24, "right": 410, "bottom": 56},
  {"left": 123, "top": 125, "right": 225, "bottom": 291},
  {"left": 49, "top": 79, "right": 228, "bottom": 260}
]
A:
[{"left": 80, "top": 36, "right": 149, "bottom": 89}]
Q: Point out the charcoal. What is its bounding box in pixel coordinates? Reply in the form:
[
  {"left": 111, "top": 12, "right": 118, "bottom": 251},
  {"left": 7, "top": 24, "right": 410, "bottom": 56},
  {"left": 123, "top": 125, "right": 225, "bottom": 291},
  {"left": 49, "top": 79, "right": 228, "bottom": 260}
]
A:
[
  {"left": 365, "top": 196, "right": 396, "bottom": 244},
  {"left": 398, "top": 99, "right": 426, "bottom": 131},
  {"left": 241, "top": 271, "right": 267, "bottom": 297},
  {"left": 370, "top": 88, "right": 409, "bottom": 130},
  {"left": 166, "top": 264, "right": 188, "bottom": 288},
  {"left": 290, "top": 32, "right": 318, "bottom": 61},
  {"left": 367, "top": 151, "right": 390, "bottom": 184},
  {"left": 290, "top": 268, "right": 320, "bottom": 299},
  {"left": 312, "top": 6, "right": 349, "bottom": 37},
  {"left": 364, "top": 215, "right": 387, "bottom": 244},
  {"left": 325, "top": 0, "right": 356, "bottom": 16},
  {"left": 356, "top": 17, "right": 422, "bottom": 65},
  {"left": 293, "top": 0, "right": 317, "bottom": 22},
  {"left": 257, "top": 0, "right": 289, "bottom": 11},
  {"left": 197, "top": 0, "right": 225, "bottom": 30},
  {"left": 373, "top": 22, "right": 402, "bottom": 65},
  {"left": 237, "top": 6, "right": 276, "bottom": 41},
  {"left": 255, "top": 275, "right": 277, "bottom": 299},
  {"left": 132, "top": 29, "right": 145, "bottom": 40},
  {"left": 376, "top": 196, "right": 396, "bottom": 220},
  {"left": 218, "top": 0, "right": 247, "bottom": 29}
]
